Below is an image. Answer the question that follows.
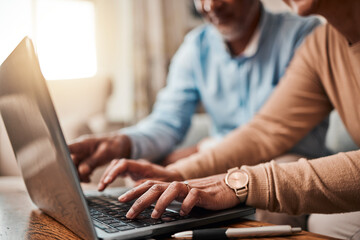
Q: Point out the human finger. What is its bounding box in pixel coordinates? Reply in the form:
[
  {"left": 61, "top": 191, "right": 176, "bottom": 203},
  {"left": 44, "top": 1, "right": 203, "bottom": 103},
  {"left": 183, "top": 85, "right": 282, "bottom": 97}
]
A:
[
  {"left": 77, "top": 142, "right": 109, "bottom": 179},
  {"left": 151, "top": 181, "right": 188, "bottom": 219},
  {"left": 100, "top": 159, "right": 120, "bottom": 182},
  {"left": 68, "top": 137, "right": 94, "bottom": 155},
  {"left": 118, "top": 180, "right": 163, "bottom": 203},
  {"left": 97, "top": 159, "right": 130, "bottom": 190},
  {"left": 69, "top": 143, "right": 93, "bottom": 167},
  {"left": 99, "top": 159, "right": 155, "bottom": 190},
  {"left": 180, "top": 188, "right": 203, "bottom": 216},
  {"left": 97, "top": 159, "right": 121, "bottom": 191},
  {"left": 71, "top": 154, "right": 81, "bottom": 167},
  {"left": 125, "top": 183, "right": 168, "bottom": 219}
]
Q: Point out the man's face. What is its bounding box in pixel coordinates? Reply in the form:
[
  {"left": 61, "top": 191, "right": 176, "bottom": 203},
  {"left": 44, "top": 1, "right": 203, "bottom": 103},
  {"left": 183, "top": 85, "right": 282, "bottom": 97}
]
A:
[
  {"left": 194, "top": 0, "right": 259, "bottom": 41},
  {"left": 283, "top": 0, "right": 319, "bottom": 16}
]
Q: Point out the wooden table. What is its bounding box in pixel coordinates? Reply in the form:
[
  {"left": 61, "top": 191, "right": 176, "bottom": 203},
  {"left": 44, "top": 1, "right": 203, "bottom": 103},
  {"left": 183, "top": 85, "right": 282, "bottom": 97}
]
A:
[{"left": 0, "top": 176, "right": 334, "bottom": 240}]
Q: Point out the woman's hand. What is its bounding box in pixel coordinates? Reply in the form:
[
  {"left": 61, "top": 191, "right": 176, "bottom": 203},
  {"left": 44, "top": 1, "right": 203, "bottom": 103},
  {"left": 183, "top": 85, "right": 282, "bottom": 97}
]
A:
[{"left": 118, "top": 174, "right": 241, "bottom": 219}]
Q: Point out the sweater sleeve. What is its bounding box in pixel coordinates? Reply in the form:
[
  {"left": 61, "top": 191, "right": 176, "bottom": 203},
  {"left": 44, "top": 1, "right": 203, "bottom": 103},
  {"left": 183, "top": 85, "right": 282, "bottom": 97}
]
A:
[
  {"left": 167, "top": 26, "right": 333, "bottom": 179},
  {"left": 242, "top": 150, "right": 360, "bottom": 214}
]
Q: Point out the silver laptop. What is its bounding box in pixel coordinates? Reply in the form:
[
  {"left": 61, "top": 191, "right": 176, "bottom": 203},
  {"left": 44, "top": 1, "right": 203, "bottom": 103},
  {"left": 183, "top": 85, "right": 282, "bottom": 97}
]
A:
[{"left": 0, "top": 37, "right": 255, "bottom": 240}]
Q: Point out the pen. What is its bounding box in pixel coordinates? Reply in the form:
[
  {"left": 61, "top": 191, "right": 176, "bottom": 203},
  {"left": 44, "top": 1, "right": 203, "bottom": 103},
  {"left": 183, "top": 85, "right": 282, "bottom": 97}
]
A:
[{"left": 171, "top": 225, "right": 302, "bottom": 239}]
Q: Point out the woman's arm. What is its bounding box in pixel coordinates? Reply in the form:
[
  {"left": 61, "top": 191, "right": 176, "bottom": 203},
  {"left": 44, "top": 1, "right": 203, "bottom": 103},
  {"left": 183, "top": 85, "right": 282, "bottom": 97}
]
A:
[
  {"left": 166, "top": 26, "right": 333, "bottom": 179},
  {"left": 242, "top": 150, "right": 360, "bottom": 214}
]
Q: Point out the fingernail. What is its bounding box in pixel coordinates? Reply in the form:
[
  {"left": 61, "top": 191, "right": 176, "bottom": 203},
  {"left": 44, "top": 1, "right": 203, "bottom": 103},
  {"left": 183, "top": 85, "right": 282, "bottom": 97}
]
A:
[
  {"left": 151, "top": 209, "right": 159, "bottom": 219},
  {"left": 179, "top": 210, "right": 185, "bottom": 216},
  {"left": 126, "top": 209, "right": 134, "bottom": 219},
  {"left": 118, "top": 194, "right": 126, "bottom": 201},
  {"left": 104, "top": 176, "right": 111, "bottom": 184},
  {"left": 97, "top": 183, "right": 104, "bottom": 191}
]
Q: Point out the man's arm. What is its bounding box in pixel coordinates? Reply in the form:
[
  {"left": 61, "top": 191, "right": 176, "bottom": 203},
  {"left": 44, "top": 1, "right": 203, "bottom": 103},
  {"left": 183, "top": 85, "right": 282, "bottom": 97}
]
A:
[
  {"left": 120, "top": 35, "right": 200, "bottom": 162},
  {"left": 69, "top": 32, "right": 201, "bottom": 181}
]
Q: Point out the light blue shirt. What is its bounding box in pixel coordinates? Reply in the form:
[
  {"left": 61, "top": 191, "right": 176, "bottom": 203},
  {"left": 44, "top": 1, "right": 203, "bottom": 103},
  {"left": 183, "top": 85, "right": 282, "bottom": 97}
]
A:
[{"left": 122, "top": 7, "right": 329, "bottom": 162}]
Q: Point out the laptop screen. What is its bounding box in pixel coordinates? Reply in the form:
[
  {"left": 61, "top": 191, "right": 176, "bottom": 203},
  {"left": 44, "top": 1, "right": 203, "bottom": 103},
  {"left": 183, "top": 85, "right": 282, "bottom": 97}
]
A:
[{"left": 0, "top": 37, "right": 97, "bottom": 240}]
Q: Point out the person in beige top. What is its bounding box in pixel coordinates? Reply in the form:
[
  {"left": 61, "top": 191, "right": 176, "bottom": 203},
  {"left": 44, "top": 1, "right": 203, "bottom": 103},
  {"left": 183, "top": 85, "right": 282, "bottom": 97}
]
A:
[{"left": 95, "top": 0, "right": 360, "bottom": 238}]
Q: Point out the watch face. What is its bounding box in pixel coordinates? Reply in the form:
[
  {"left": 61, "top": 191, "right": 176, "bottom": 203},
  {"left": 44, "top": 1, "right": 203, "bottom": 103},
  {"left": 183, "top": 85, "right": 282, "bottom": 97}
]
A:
[{"left": 228, "top": 171, "right": 248, "bottom": 189}]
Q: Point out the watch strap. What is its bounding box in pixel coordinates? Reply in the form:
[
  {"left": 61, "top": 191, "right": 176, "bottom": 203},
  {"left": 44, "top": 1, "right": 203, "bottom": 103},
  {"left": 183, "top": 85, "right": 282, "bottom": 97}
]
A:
[{"left": 234, "top": 186, "right": 248, "bottom": 203}]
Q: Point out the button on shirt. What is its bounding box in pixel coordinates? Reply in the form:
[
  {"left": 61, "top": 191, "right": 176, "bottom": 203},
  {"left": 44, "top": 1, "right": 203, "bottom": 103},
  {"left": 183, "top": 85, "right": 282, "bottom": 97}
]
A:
[{"left": 121, "top": 7, "right": 329, "bottom": 161}]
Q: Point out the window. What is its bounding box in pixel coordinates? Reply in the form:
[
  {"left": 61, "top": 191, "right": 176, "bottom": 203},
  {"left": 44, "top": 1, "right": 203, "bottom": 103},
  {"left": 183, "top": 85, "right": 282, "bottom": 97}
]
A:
[
  {"left": 0, "top": 0, "right": 32, "bottom": 65},
  {"left": 0, "top": 0, "right": 97, "bottom": 80},
  {"left": 35, "top": 0, "right": 97, "bottom": 80}
]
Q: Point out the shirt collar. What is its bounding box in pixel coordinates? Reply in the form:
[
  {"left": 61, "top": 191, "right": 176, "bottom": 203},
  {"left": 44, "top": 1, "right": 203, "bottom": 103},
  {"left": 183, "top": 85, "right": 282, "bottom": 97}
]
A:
[
  {"left": 240, "top": 24, "right": 261, "bottom": 58},
  {"left": 235, "top": 4, "right": 267, "bottom": 58}
]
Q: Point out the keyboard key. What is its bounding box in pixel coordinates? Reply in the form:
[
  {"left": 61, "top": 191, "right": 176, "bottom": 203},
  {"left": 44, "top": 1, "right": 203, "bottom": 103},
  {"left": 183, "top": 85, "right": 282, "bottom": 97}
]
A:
[
  {"left": 136, "top": 214, "right": 148, "bottom": 220},
  {"left": 92, "top": 220, "right": 110, "bottom": 230},
  {"left": 109, "top": 222, "right": 127, "bottom": 227},
  {"left": 97, "top": 216, "right": 112, "bottom": 221},
  {"left": 142, "top": 218, "right": 164, "bottom": 225},
  {"left": 128, "top": 221, "right": 151, "bottom": 228},
  {"left": 87, "top": 195, "right": 186, "bottom": 232},
  {"left": 116, "top": 225, "right": 135, "bottom": 231},
  {"left": 103, "top": 219, "right": 119, "bottom": 224},
  {"left": 105, "top": 211, "right": 118, "bottom": 215},
  {"left": 161, "top": 216, "right": 176, "bottom": 222},
  {"left": 104, "top": 228, "right": 119, "bottom": 233}
]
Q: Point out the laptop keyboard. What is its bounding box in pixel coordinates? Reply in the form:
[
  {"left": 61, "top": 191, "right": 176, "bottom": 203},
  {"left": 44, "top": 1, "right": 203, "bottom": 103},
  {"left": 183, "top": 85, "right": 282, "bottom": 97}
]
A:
[{"left": 86, "top": 195, "right": 188, "bottom": 233}]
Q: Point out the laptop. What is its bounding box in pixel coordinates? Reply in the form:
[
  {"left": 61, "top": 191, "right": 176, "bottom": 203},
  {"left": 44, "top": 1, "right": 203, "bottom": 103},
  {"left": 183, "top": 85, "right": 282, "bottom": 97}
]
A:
[{"left": 0, "top": 37, "right": 255, "bottom": 240}]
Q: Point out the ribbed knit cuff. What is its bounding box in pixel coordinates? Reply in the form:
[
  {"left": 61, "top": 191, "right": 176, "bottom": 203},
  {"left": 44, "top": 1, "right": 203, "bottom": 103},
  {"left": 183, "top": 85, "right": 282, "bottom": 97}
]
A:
[{"left": 241, "top": 164, "right": 270, "bottom": 210}]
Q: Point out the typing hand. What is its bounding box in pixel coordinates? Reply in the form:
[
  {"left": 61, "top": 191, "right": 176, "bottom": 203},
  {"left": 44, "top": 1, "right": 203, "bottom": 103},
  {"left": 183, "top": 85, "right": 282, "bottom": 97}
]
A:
[
  {"left": 68, "top": 134, "right": 131, "bottom": 182},
  {"left": 97, "top": 159, "right": 184, "bottom": 191},
  {"left": 118, "top": 174, "right": 241, "bottom": 219}
]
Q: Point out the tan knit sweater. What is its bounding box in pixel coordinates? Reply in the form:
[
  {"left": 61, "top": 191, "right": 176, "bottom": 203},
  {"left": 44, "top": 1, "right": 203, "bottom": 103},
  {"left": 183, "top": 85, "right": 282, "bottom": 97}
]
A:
[{"left": 167, "top": 24, "right": 360, "bottom": 215}]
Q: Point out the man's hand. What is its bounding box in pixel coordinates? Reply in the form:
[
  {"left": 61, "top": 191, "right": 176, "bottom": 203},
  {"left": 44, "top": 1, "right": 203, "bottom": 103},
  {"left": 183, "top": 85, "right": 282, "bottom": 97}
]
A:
[
  {"left": 117, "top": 174, "right": 241, "bottom": 219},
  {"left": 97, "top": 159, "right": 184, "bottom": 191},
  {"left": 68, "top": 134, "right": 132, "bottom": 182}
]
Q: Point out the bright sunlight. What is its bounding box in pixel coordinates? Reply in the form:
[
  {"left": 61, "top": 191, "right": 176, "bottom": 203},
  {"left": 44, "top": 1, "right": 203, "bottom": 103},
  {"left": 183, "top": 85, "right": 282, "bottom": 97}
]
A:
[{"left": 35, "top": 0, "right": 97, "bottom": 80}]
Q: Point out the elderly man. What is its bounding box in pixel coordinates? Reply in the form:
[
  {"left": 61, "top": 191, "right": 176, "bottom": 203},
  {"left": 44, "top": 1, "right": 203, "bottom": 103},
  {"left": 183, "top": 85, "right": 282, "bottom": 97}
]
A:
[
  {"left": 71, "top": 0, "right": 324, "bottom": 179},
  {"left": 70, "top": 0, "right": 325, "bottom": 227}
]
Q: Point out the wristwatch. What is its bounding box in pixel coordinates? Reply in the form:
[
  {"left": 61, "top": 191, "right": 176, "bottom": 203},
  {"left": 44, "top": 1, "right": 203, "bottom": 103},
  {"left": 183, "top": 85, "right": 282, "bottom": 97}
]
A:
[{"left": 225, "top": 167, "right": 249, "bottom": 203}]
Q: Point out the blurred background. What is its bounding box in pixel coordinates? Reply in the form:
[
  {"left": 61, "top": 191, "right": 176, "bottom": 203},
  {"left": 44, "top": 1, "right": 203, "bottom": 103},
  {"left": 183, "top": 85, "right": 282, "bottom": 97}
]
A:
[{"left": 0, "top": 0, "right": 355, "bottom": 178}]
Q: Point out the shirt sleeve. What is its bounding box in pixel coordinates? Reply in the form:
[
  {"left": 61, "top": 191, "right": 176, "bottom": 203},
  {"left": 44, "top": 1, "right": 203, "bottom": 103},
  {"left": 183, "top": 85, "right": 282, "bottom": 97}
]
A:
[
  {"left": 167, "top": 26, "right": 333, "bottom": 179},
  {"left": 292, "top": 16, "right": 322, "bottom": 50},
  {"left": 242, "top": 150, "right": 360, "bottom": 214},
  {"left": 120, "top": 37, "right": 200, "bottom": 162}
]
